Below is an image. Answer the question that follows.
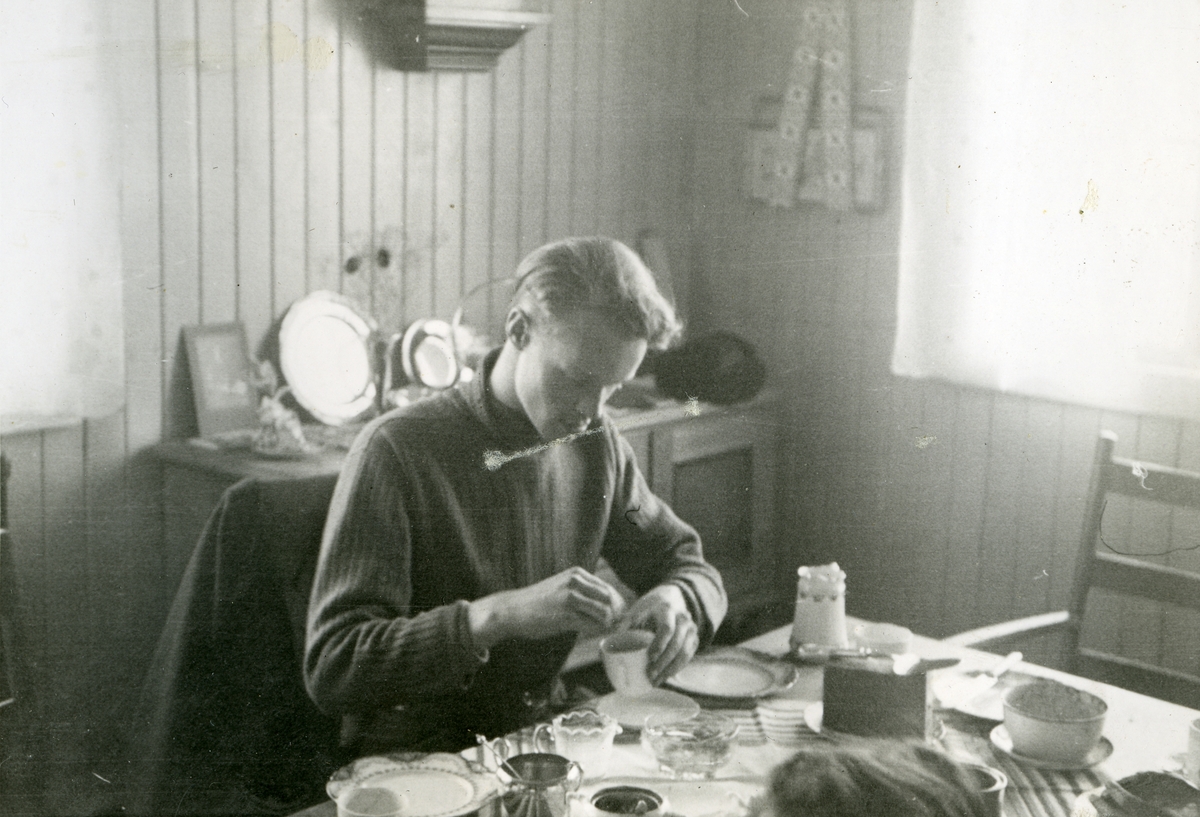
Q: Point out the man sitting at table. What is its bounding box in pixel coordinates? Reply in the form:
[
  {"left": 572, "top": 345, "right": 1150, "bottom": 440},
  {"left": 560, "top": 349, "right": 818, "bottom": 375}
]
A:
[{"left": 304, "top": 236, "right": 727, "bottom": 755}]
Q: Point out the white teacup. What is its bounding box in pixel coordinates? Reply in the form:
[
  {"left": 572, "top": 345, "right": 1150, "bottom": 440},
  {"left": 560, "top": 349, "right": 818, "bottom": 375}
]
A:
[{"left": 600, "top": 629, "right": 655, "bottom": 696}]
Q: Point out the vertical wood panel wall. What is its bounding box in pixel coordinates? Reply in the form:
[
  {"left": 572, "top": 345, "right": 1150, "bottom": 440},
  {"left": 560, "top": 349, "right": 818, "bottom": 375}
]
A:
[
  {"left": 1, "top": 1, "right": 699, "bottom": 810},
  {"left": 7, "top": 1, "right": 1200, "bottom": 811},
  {"left": 691, "top": 0, "right": 1200, "bottom": 672}
]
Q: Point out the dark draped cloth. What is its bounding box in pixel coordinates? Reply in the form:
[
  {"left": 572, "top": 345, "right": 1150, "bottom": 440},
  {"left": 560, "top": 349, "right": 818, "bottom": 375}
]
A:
[{"left": 129, "top": 475, "right": 342, "bottom": 816}]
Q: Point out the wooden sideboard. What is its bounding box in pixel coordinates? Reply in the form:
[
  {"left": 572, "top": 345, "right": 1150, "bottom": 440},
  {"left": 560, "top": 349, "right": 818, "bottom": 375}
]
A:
[{"left": 153, "top": 392, "right": 788, "bottom": 643}]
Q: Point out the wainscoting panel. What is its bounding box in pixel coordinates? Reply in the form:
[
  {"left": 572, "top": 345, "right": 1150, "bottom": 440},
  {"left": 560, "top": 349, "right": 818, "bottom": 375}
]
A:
[{"left": 7, "top": 1, "right": 703, "bottom": 810}]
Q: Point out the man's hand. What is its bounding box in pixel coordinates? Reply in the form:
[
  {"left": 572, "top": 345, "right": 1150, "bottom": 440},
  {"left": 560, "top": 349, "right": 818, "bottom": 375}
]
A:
[
  {"left": 621, "top": 584, "right": 699, "bottom": 685},
  {"left": 467, "top": 567, "right": 627, "bottom": 650}
]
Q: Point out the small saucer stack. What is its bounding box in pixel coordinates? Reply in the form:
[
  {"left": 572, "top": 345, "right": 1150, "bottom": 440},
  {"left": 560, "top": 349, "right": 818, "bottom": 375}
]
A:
[
  {"left": 756, "top": 698, "right": 821, "bottom": 747},
  {"left": 709, "top": 709, "right": 766, "bottom": 745}
]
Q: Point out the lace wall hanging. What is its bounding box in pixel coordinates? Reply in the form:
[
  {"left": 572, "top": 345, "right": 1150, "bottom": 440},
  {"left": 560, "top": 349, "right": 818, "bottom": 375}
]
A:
[{"left": 744, "top": 1, "right": 883, "bottom": 211}]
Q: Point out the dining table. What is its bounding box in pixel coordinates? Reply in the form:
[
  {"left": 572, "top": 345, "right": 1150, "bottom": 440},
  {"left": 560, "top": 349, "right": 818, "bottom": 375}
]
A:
[{"left": 287, "top": 620, "right": 1200, "bottom": 817}]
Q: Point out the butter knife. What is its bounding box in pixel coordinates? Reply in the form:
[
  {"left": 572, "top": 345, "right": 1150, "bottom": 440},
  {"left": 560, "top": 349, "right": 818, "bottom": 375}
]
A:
[{"left": 790, "top": 646, "right": 960, "bottom": 674}]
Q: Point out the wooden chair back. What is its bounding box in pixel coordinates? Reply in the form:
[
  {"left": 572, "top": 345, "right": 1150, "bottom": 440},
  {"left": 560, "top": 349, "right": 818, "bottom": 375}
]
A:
[
  {"left": 946, "top": 430, "right": 1200, "bottom": 709},
  {"left": 1068, "top": 430, "right": 1200, "bottom": 707}
]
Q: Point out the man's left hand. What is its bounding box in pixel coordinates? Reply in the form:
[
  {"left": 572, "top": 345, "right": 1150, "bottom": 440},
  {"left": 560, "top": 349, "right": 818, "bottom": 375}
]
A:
[{"left": 621, "top": 584, "right": 699, "bottom": 685}]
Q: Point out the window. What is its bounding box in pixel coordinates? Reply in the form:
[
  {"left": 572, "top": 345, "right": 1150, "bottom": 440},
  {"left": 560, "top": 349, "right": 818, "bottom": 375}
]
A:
[
  {"left": 892, "top": 1, "right": 1200, "bottom": 419},
  {"left": 0, "top": 1, "right": 124, "bottom": 418}
]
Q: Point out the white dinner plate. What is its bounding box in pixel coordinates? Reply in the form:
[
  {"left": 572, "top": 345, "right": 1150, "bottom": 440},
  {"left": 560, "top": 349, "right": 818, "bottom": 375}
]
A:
[
  {"left": 666, "top": 647, "right": 798, "bottom": 703},
  {"left": 931, "top": 674, "right": 1005, "bottom": 721},
  {"left": 326, "top": 752, "right": 503, "bottom": 817},
  {"left": 595, "top": 689, "right": 700, "bottom": 730},
  {"left": 279, "top": 291, "right": 377, "bottom": 426},
  {"left": 931, "top": 670, "right": 1036, "bottom": 721},
  {"left": 989, "top": 724, "right": 1114, "bottom": 770}
]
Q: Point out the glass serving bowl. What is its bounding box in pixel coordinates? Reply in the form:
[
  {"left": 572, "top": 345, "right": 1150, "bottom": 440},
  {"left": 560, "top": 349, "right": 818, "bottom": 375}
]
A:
[{"left": 641, "top": 711, "right": 738, "bottom": 780}]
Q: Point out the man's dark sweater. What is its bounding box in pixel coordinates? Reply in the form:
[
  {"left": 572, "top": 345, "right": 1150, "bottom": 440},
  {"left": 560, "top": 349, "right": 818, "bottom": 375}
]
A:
[{"left": 304, "top": 352, "right": 727, "bottom": 753}]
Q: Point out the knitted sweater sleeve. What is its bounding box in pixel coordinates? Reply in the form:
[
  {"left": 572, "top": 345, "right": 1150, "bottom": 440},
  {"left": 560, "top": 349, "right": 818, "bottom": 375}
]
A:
[
  {"left": 303, "top": 424, "right": 487, "bottom": 716},
  {"left": 601, "top": 430, "right": 729, "bottom": 647}
]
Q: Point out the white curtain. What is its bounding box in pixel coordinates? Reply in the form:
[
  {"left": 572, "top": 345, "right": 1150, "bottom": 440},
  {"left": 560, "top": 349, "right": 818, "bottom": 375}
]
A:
[
  {"left": 0, "top": 1, "right": 124, "bottom": 419},
  {"left": 893, "top": 1, "right": 1200, "bottom": 419}
]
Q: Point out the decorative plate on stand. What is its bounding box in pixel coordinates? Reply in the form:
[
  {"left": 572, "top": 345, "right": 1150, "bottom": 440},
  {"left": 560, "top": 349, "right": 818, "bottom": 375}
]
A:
[{"left": 279, "top": 291, "right": 377, "bottom": 426}]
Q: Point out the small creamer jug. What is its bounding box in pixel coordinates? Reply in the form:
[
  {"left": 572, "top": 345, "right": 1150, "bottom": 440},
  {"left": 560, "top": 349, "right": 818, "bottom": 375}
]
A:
[
  {"left": 498, "top": 753, "right": 582, "bottom": 817},
  {"left": 789, "top": 562, "right": 849, "bottom": 651}
]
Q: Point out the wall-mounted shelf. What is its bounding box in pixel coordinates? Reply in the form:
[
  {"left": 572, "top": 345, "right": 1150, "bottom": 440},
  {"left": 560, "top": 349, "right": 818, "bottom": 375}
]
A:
[
  {"left": 346, "top": 0, "right": 550, "bottom": 72},
  {"left": 426, "top": 2, "right": 551, "bottom": 71}
]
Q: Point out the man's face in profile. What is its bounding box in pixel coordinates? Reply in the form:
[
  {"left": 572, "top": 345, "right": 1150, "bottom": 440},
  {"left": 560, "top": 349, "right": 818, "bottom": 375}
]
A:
[{"left": 512, "top": 307, "right": 647, "bottom": 441}]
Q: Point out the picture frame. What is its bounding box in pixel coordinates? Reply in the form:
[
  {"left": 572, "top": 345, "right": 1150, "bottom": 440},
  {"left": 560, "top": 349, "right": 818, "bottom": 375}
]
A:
[{"left": 181, "top": 322, "right": 260, "bottom": 438}]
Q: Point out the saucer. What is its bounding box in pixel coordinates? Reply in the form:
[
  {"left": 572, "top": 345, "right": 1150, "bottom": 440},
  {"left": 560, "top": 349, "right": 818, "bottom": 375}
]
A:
[
  {"left": 595, "top": 690, "right": 700, "bottom": 730},
  {"left": 756, "top": 701, "right": 823, "bottom": 745},
  {"left": 989, "top": 724, "right": 1114, "bottom": 770}
]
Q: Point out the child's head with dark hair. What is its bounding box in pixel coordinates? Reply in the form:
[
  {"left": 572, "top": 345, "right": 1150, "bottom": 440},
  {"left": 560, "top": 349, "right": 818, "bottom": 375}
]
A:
[{"left": 764, "top": 739, "right": 990, "bottom": 817}]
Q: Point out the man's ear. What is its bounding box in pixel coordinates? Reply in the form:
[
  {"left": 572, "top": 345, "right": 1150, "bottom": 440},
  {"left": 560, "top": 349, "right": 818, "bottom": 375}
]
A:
[{"left": 505, "top": 307, "right": 531, "bottom": 350}]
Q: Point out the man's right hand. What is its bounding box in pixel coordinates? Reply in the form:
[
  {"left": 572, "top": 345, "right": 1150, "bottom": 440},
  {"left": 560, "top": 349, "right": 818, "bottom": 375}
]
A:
[{"left": 467, "top": 567, "right": 627, "bottom": 650}]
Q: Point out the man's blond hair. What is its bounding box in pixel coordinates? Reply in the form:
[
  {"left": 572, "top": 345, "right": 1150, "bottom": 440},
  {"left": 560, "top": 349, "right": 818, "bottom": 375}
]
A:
[{"left": 511, "top": 237, "right": 682, "bottom": 352}]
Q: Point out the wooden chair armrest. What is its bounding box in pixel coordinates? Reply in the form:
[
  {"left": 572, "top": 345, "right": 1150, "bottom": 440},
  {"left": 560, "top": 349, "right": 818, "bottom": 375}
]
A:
[{"left": 942, "top": 610, "right": 1071, "bottom": 648}]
